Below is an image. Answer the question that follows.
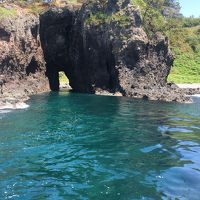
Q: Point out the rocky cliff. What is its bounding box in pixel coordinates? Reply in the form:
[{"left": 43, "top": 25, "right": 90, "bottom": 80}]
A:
[
  {"left": 0, "top": 0, "right": 190, "bottom": 106},
  {"left": 0, "top": 5, "right": 49, "bottom": 107},
  {"left": 40, "top": 0, "right": 189, "bottom": 102}
]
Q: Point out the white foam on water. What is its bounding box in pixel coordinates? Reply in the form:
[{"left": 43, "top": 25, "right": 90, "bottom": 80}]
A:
[
  {"left": 0, "top": 102, "right": 29, "bottom": 110},
  {"left": 0, "top": 109, "right": 12, "bottom": 120},
  {"left": 0, "top": 102, "right": 29, "bottom": 119},
  {"left": 190, "top": 95, "right": 200, "bottom": 104},
  {"left": 15, "top": 102, "right": 30, "bottom": 109},
  {"left": 0, "top": 110, "right": 11, "bottom": 114},
  {"left": 192, "top": 94, "right": 200, "bottom": 97}
]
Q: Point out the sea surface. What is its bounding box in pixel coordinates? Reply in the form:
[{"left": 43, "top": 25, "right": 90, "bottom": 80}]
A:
[{"left": 0, "top": 92, "right": 200, "bottom": 200}]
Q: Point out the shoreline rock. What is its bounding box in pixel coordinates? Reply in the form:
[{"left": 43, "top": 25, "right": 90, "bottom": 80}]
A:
[
  {"left": 177, "top": 84, "right": 200, "bottom": 96},
  {"left": 95, "top": 88, "right": 123, "bottom": 97},
  {"left": 0, "top": 6, "right": 49, "bottom": 107},
  {"left": 0, "top": 73, "right": 50, "bottom": 110}
]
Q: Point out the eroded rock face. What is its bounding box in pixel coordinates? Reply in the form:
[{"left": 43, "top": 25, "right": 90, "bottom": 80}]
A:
[
  {"left": 40, "top": 0, "right": 189, "bottom": 102},
  {"left": 0, "top": 10, "right": 49, "bottom": 105},
  {"left": 40, "top": 7, "right": 76, "bottom": 91}
]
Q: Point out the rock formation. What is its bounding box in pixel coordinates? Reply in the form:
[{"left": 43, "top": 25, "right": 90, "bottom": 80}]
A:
[
  {"left": 40, "top": 0, "right": 189, "bottom": 102},
  {"left": 0, "top": 0, "right": 192, "bottom": 106},
  {"left": 0, "top": 6, "right": 49, "bottom": 106}
]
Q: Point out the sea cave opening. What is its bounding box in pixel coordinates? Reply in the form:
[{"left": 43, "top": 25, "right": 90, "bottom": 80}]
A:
[
  {"left": 59, "top": 71, "right": 72, "bottom": 90},
  {"left": 46, "top": 66, "right": 72, "bottom": 92}
]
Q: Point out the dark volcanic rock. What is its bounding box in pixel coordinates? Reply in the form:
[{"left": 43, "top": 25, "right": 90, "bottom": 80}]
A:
[
  {"left": 182, "top": 88, "right": 200, "bottom": 96},
  {"left": 0, "top": 0, "right": 191, "bottom": 105},
  {"left": 40, "top": 0, "right": 189, "bottom": 102},
  {"left": 40, "top": 7, "right": 76, "bottom": 91},
  {"left": 0, "top": 7, "right": 49, "bottom": 106}
]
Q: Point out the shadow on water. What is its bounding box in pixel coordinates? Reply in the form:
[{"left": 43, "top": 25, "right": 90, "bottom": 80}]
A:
[{"left": 0, "top": 92, "right": 200, "bottom": 199}]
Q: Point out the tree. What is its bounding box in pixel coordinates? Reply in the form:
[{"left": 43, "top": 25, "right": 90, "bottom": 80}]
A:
[{"left": 134, "top": 0, "right": 182, "bottom": 36}]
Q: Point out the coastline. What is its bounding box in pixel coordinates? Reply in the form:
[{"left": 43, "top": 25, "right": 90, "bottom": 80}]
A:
[
  {"left": 0, "top": 72, "right": 50, "bottom": 110},
  {"left": 177, "top": 84, "right": 200, "bottom": 89},
  {"left": 0, "top": 101, "right": 29, "bottom": 110},
  {"left": 177, "top": 84, "right": 200, "bottom": 96},
  {"left": 1, "top": 83, "right": 200, "bottom": 111},
  {"left": 177, "top": 84, "right": 200, "bottom": 104}
]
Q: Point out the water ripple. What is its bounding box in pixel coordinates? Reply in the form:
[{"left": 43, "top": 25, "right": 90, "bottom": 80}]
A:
[{"left": 0, "top": 93, "right": 200, "bottom": 199}]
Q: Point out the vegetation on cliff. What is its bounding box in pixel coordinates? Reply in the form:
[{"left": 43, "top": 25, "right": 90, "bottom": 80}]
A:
[
  {"left": 0, "top": 6, "right": 17, "bottom": 19},
  {"left": 85, "top": 11, "right": 130, "bottom": 28},
  {"left": 0, "top": 0, "right": 83, "bottom": 16}
]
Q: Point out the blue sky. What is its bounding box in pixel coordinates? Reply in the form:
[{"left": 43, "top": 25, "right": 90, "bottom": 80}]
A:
[{"left": 179, "top": 0, "right": 200, "bottom": 17}]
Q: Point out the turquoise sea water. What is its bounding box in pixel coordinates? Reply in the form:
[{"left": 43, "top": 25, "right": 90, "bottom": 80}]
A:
[{"left": 0, "top": 92, "right": 200, "bottom": 200}]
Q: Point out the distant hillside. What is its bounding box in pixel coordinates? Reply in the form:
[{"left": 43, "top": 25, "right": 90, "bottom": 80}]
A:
[{"left": 168, "top": 22, "right": 200, "bottom": 83}]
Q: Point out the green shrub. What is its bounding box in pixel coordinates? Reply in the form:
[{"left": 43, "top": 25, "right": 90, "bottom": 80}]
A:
[
  {"left": 0, "top": 7, "right": 17, "bottom": 19},
  {"left": 28, "top": 4, "right": 44, "bottom": 15},
  {"left": 85, "top": 11, "right": 130, "bottom": 27}
]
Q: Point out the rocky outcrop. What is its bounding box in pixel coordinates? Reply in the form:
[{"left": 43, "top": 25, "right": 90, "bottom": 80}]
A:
[
  {"left": 0, "top": 6, "right": 49, "bottom": 107},
  {"left": 0, "top": 0, "right": 192, "bottom": 105},
  {"left": 40, "top": 0, "right": 190, "bottom": 102}
]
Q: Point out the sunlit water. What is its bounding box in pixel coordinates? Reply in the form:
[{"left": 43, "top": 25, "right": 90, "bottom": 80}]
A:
[{"left": 0, "top": 92, "right": 200, "bottom": 200}]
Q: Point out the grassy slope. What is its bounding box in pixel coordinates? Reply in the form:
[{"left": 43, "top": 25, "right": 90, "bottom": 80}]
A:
[
  {"left": 168, "top": 52, "right": 200, "bottom": 83},
  {"left": 168, "top": 25, "right": 200, "bottom": 84}
]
